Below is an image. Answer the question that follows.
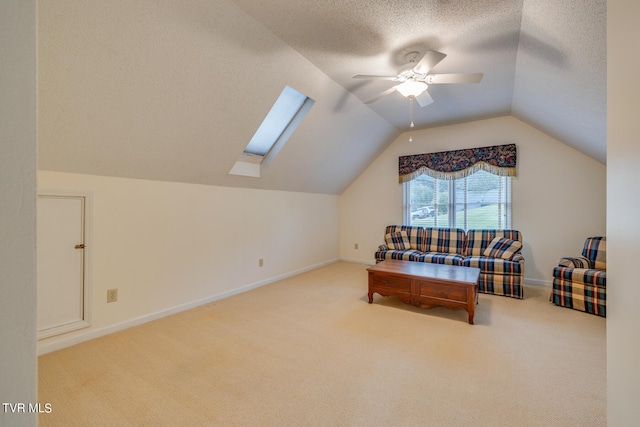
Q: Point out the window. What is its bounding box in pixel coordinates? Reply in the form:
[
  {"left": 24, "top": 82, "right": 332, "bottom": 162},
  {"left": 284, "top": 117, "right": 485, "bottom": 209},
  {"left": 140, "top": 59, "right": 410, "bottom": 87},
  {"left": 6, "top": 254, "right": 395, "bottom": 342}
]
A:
[
  {"left": 229, "top": 86, "right": 315, "bottom": 177},
  {"left": 244, "top": 86, "right": 310, "bottom": 156},
  {"left": 403, "top": 169, "right": 511, "bottom": 230}
]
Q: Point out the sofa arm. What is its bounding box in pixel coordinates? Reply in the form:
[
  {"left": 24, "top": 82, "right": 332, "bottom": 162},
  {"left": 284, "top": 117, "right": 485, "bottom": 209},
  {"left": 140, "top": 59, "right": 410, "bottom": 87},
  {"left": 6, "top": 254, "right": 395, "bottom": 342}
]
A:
[
  {"left": 558, "top": 256, "right": 591, "bottom": 269},
  {"left": 512, "top": 252, "right": 525, "bottom": 264},
  {"left": 378, "top": 244, "right": 389, "bottom": 251}
]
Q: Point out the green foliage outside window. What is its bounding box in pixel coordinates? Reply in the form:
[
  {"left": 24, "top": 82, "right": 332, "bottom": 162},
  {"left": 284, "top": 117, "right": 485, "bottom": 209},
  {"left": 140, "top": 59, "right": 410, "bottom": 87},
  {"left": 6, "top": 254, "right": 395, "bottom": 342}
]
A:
[{"left": 405, "top": 170, "right": 511, "bottom": 230}]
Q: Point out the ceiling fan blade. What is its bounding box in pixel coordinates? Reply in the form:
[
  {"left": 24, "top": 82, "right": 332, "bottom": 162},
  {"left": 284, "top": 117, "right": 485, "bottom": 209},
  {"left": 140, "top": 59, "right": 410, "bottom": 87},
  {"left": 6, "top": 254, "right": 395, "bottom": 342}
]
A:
[
  {"left": 413, "top": 50, "right": 447, "bottom": 74},
  {"left": 427, "top": 73, "right": 484, "bottom": 84},
  {"left": 364, "top": 85, "right": 399, "bottom": 104},
  {"left": 353, "top": 74, "right": 398, "bottom": 80},
  {"left": 415, "top": 90, "right": 434, "bottom": 107}
]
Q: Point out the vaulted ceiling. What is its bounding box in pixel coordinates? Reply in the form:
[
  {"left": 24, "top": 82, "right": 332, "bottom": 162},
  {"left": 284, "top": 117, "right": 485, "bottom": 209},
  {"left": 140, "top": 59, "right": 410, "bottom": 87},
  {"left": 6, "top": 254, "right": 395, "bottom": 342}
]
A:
[
  {"left": 231, "top": 0, "right": 606, "bottom": 161},
  {"left": 37, "top": 0, "right": 606, "bottom": 195}
]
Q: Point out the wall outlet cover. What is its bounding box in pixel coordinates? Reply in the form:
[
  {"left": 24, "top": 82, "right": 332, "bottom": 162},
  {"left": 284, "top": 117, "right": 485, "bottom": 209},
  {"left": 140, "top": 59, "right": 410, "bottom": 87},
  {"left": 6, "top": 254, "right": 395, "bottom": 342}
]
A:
[{"left": 107, "top": 288, "right": 118, "bottom": 303}]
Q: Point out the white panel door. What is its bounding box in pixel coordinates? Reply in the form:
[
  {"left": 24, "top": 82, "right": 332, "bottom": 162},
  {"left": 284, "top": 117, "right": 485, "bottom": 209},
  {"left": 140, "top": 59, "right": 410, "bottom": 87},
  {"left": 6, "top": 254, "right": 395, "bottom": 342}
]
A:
[{"left": 37, "top": 194, "right": 90, "bottom": 338}]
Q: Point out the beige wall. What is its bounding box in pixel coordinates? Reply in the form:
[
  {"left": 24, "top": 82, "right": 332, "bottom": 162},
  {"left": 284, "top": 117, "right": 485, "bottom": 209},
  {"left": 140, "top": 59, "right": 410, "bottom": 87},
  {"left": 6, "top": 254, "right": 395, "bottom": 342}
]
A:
[
  {"left": 607, "top": 0, "right": 640, "bottom": 424},
  {"left": 339, "top": 115, "right": 606, "bottom": 284},
  {"left": 37, "top": 172, "right": 340, "bottom": 353},
  {"left": 0, "top": 1, "right": 37, "bottom": 426}
]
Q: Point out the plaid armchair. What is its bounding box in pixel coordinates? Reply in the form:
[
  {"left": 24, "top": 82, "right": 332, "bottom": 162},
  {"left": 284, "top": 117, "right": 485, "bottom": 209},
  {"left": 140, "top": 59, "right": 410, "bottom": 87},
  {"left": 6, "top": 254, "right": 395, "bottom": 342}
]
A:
[{"left": 550, "top": 237, "right": 606, "bottom": 317}]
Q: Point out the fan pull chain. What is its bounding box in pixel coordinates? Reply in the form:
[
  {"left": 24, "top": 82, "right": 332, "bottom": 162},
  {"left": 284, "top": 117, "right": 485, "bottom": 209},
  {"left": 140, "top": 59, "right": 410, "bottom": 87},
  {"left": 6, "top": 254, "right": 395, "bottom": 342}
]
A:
[{"left": 409, "top": 95, "right": 415, "bottom": 142}]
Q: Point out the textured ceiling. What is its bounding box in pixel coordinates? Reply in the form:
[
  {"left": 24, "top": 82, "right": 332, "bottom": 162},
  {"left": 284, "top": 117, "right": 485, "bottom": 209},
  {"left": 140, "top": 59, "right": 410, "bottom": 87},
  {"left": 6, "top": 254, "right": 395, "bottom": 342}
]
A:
[
  {"left": 231, "top": 0, "right": 607, "bottom": 162},
  {"left": 37, "top": 0, "right": 606, "bottom": 196}
]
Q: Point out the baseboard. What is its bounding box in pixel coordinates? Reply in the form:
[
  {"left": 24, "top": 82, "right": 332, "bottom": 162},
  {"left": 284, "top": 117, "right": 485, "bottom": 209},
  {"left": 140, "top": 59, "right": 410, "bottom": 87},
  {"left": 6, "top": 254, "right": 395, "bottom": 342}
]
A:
[
  {"left": 340, "top": 257, "right": 376, "bottom": 266},
  {"left": 37, "top": 258, "right": 340, "bottom": 355},
  {"left": 524, "top": 277, "right": 552, "bottom": 287}
]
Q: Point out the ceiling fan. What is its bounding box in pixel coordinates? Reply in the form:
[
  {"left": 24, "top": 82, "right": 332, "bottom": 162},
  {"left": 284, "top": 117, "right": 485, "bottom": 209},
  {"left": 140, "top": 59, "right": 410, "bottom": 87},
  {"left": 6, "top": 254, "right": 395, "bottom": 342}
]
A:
[{"left": 353, "top": 50, "right": 483, "bottom": 109}]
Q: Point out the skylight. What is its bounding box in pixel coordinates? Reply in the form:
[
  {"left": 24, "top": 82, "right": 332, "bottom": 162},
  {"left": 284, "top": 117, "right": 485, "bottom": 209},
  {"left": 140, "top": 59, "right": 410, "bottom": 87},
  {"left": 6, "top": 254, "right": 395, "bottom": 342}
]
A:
[
  {"left": 245, "top": 86, "right": 309, "bottom": 156},
  {"left": 230, "top": 86, "right": 314, "bottom": 177}
]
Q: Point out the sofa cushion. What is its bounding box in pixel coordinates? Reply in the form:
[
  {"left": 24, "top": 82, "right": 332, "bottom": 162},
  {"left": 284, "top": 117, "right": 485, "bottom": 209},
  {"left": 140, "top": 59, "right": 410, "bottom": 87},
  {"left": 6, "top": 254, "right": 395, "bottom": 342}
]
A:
[
  {"left": 483, "top": 236, "right": 523, "bottom": 260},
  {"left": 553, "top": 266, "right": 606, "bottom": 288},
  {"left": 375, "top": 249, "right": 423, "bottom": 262},
  {"left": 385, "top": 231, "right": 410, "bottom": 250},
  {"left": 422, "top": 227, "right": 466, "bottom": 254},
  {"left": 466, "top": 229, "right": 522, "bottom": 257},
  {"left": 463, "top": 256, "right": 523, "bottom": 275},
  {"left": 411, "top": 252, "right": 465, "bottom": 266},
  {"left": 384, "top": 225, "right": 424, "bottom": 250}
]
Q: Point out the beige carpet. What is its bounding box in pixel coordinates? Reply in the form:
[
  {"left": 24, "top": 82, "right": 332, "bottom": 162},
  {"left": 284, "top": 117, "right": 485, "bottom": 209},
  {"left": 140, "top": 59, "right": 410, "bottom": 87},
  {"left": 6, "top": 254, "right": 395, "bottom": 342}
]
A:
[{"left": 38, "top": 261, "right": 606, "bottom": 426}]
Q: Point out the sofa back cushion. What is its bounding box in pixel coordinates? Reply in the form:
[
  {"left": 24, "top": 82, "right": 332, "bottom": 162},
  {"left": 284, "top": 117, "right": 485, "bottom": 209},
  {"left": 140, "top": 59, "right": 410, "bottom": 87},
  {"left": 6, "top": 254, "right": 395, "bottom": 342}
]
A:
[
  {"left": 384, "top": 231, "right": 411, "bottom": 250},
  {"left": 582, "top": 237, "right": 606, "bottom": 270},
  {"left": 483, "top": 237, "right": 523, "bottom": 260},
  {"left": 466, "top": 229, "right": 522, "bottom": 257},
  {"left": 422, "top": 227, "right": 466, "bottom": 254},
  {"left": 384, "top": 225, "right": 424, "bottom": 250}
]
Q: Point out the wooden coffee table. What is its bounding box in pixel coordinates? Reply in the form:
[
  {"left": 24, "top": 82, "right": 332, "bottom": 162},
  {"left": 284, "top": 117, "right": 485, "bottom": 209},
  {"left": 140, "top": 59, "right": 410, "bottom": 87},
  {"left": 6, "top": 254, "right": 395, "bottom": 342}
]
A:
[{"left": 367, "top": 260, "right": 481, "bottom": 324}]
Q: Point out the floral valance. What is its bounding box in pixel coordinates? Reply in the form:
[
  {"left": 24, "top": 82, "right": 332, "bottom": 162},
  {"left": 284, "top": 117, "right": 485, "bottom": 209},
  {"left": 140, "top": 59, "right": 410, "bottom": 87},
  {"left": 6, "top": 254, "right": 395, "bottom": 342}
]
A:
[{"left": 398, "top": 143, "right": 517, "bottom": 183}]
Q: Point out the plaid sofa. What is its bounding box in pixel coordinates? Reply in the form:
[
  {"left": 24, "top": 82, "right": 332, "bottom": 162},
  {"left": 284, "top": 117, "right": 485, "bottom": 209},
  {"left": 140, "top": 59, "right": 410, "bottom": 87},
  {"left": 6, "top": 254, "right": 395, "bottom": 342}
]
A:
[
  {"left": 550, "top": 237, "right": 606, "bottom": 317},
  {"left": 375, "top": 226, "right": 525, "bottom": 299},
  {"left": 463, "top": 229, "right": 524, "bottom": 299}
]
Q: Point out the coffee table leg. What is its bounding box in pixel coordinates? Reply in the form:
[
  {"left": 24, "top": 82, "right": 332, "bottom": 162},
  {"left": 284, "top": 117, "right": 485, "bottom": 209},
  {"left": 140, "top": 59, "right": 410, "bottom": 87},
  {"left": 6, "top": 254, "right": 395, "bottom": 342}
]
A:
[
  {"left": 368, "top": 292, "right": 373, "bottom": 303},
  {"left": 468, "top": 288, "right": 475, "bottom": 324}
]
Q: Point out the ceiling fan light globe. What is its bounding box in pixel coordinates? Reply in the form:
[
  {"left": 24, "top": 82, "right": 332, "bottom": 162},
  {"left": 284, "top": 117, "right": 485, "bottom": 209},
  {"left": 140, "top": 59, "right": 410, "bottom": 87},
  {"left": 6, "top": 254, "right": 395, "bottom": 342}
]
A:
[{"left": 396, "top": 80, "right": 428, "bottom": 98}]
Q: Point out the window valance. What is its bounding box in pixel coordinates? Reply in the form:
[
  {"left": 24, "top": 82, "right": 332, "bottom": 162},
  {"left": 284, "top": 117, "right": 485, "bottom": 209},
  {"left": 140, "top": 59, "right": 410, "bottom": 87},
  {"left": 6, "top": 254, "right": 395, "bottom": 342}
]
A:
[{"left": 398, "top": 143, "right": 517, "bottom": 183}]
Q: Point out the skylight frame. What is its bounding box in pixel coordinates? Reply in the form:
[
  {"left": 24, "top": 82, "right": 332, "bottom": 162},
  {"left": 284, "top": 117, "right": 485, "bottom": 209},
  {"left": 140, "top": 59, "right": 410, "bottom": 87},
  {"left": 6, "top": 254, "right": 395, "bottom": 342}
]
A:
[
  {"left": 229, "top": 85, "right": 315, "bottom": 178},
  {"left": 244, "top": 86, "right": 309, "bottom": 157}
]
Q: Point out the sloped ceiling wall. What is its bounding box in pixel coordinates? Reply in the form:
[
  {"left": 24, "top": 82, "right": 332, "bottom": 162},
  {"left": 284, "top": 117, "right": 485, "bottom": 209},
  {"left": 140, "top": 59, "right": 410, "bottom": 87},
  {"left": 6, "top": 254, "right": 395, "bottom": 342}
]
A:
[
  {"left": 37, "top": 0, "right": 606, "bottom": 195},
  {"left": 512, "top": 0, "right": 606, "bottom": 162},
  {"left": 37, "top": 0, "right": 398, "bottom": 195}
]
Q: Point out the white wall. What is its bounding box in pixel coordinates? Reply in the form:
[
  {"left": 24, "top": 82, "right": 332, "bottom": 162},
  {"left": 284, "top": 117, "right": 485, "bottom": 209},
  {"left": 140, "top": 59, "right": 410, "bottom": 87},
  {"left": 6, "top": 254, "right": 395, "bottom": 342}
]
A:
[
  {"left": 37, "top": 172, "right": 339, "bottom": 353},
  {"left": 0, "top": 1, "right": 37, "bottom": 426},
  {"left": 607, "top": 0, "right": 640, "bottom": 424},
  {"left": 339, "top": 115, "right": 606, "bottom": 284}
]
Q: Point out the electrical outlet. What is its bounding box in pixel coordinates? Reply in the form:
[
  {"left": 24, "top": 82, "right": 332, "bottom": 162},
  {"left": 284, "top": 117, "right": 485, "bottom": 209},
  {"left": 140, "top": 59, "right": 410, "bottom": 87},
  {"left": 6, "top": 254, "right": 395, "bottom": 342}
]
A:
[
  {"left": 107, "top": 288, "right": 118, "bottom": 303},
  {"left": 258, "top": 258, "right": 264, "bottom": 267},
  {"left": 355, "top": 243, "right": 359, "bottom": 250}
]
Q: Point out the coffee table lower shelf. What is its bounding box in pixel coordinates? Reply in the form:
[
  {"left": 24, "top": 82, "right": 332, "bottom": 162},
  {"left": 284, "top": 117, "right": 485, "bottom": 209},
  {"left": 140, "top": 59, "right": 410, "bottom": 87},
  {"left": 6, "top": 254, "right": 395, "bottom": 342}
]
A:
[{"left": 367, "top": 260, "right": 481, "bottom": 324}]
